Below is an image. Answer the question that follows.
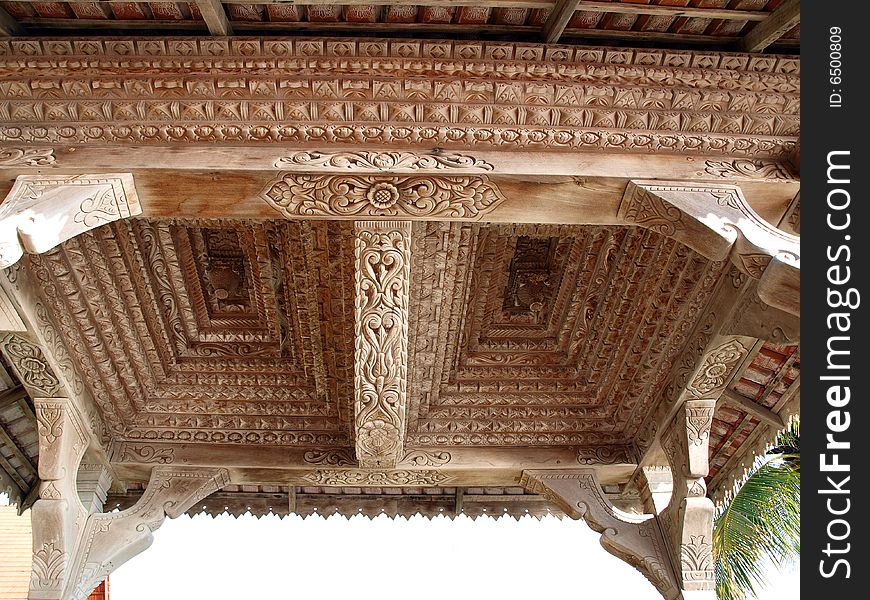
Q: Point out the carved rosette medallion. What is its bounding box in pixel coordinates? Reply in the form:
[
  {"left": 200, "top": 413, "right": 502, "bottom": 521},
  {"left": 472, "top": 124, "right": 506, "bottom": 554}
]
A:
[
  {"left": 0, "top": 334, "right": 62, "bottom": 397},
  {"left": 354, "top": 221, "right": 411, "bottom": 468},
  {"left": 686, "top": 339, "right": 747, "bottom": 398},
  {"left": 260, "top": 174, "right": 505, "bottom": 219}
]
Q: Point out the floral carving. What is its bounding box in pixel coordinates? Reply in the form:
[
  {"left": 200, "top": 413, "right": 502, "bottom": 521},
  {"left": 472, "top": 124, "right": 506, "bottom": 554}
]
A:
[
  {"left": 576, "top": 446, "right": 634, "bottom": 465},
  {"left": 354, "top": 222, "right": 410, "bottom": 467},
  {"left": 1, "top": 334, "right": 62, "bottom": 397},
  {"left": 400, "top": 450, "right": 452, "bottom": 467},
  {"left": 704, "top": 159, "right": 794, "bottom": 180},
  {"left": 119, "top": 444, "right": 176, "bottom": 464},
  {"left": 303, "top": 449, "right": 356, "bottom": 467},
  {"left": 0, "top": 147, "right": 56, "bottom": 166},
  {"left": 31, "top": 542, "right": 65, "bottom": 589},
  {"left": 261, "top": 174, "right": 505, "bottom": 219},
  {"left": 686, "top": 339, "right": 747, "bottom": 397},
  {"left": 680, "top": 535, "right": 714, "bottom": 585},
  {"left": 739, "top": 253, "right": 773, "bottom": 279},
  {"left": 620, "top": 188, "right": 683, "bottom": 236},
  {"left": 301, "top": 469, "right": 453, "bottom": 486},
  {"left": 686, "top": 406, "right": 715, "bottom": 448},
  {"left": 275, "top": 151, "right": 494, "bottom": 171}
]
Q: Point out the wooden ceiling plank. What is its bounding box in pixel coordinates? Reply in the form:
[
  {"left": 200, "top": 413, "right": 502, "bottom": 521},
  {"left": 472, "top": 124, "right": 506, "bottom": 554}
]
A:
[
  {"left": 0, "top": 7, "right": 25, "bottom": 36},
  {"left": 0, "top": 451, "right": 28, "bottom": 493},
  {"left": 196, "top": 0, "right": 234, "bottom": 36},
  {"left": 720, "top": 389, "right": 785, "bottom": 429},
  {"left": 0, "top": 418, "right": 36, "bottom": 479},
  {"left": 741, "top": 0, "right": 800, "bottom": 53},
  {"left": 542, "top": 0, "right": 580, "bottom": 43}
]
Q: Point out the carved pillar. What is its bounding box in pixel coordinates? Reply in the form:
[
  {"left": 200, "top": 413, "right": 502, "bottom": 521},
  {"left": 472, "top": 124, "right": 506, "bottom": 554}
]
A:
[
  {"left": 75, "top": 464, "right": 113, "bottom": 515},
  {"left": 521, "top": 469, "right": 680, "bottom": 600},
  {"left": 0, "top": 173, "right": 140, "bottom": 269},
  {"left": 353, "top": 221, "right": 411, "bottom": 468},
  {"left": 638, "top": 466, "right": 673, "bottom": 516}
]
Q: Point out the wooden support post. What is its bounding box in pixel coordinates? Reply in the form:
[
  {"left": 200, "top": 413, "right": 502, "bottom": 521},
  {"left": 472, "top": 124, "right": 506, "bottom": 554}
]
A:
[
  {"left": 196, "top": 0, "right": 233, "bottom": 36},
  {"left": 542, "top": 0, "right": 580, "bottom": 43},
  {"left": 742, "top": 0, "right": 800, "bottom": 52},
  {"left": 353, "top": 221, "right": 411, "bottom": 468}
]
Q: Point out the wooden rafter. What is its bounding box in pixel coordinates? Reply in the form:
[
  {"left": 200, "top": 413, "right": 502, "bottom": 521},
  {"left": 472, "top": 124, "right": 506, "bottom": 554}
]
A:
[
  {"left": 0, "top": 6, "right": 24, "bottom": 36},
  {"left": 742, "top": 0, "right": 800, "bottom": 52},
  {"left": 195, "top": 0, "right": 233, "bottom": 36},
  {"left": 543, "top": 0, "right": 580, "bottom": 43},
  {"left": 719, "top": 389, "right": 785, "bottom": 429}
]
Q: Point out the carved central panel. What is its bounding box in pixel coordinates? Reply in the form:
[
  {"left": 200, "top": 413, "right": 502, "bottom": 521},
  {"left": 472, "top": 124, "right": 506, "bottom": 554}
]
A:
[
  {"left": 24, "top": 219, "right": 356, "bottom": 446},
  {"left": 406, "top": 223, "right": 728, "bottom": 447}
]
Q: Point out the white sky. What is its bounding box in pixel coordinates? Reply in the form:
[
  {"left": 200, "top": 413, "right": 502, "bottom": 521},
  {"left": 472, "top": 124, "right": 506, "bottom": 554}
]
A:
[{"left": 109, "top": 511, "right": 799, "bottom": 600}]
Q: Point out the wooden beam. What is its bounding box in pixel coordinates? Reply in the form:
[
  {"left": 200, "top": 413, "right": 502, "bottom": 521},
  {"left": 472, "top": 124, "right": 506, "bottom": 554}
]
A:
[
  {"left": 6, "top": 0, "right": 553, "bottom": 5},
  {"left": 0, "top": 450, "right": 28, "bottom": 493},
  {"left": 196, "top": 0, "right": 233, "bottom": 36},
  {"left": 0, "top": 385, "right": 28, "bottom": 412},
  {"left": 0, "top": 7, "right": 24, "bottom": 36},
  {"left": 720, "top": 389, "right": 785, "bottom": 429},
  {"left": 576, "top": 1, "right": 768, "bottom": 21},
  {"left": 742, "top": 0, "right": 800, "bottom": 53},
  {"left": 543, "top": 0, "right": 580, "bottom": 43},
  {"left": 0, "top": 418, "right": 36, "bottom": 479}
]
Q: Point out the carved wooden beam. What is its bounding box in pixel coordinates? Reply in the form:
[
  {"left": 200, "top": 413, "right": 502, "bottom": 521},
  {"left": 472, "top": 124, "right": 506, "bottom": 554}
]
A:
[
  {"left": 353, "top": 221, "right": 411, "bottom": 468},
  {"left": 619, "top": 181, "right": 800, "bottom": 317},
  {"left": 0, "top": 173, "right": 140, "bottom": 269},
  {"left": 195, "top": 0, "right": 233, "bottom": 36},
  {"left": 742, "top": 0, "right": 800, "bottom": 53},
  {"left": 543, "top": 0, "right": 581, "bottom": 43},
  {"left": 0, "top": 7, "right": 24, "bottom": 36},
  {"left": 521, "top": 469, "right": 681, "bottom": 600}
]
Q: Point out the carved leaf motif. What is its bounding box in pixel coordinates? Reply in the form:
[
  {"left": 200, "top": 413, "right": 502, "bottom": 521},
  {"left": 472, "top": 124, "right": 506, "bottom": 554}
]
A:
[
  {"left": 704, "top": 159, "right": 793, "bottom": 180},
  {"left": 120, "top": 444, "right": 176, "bottom": 464},
  {"left": 354, "top": 223, "right": 410, "bottom": 467},
  {"left": 0, "top": 147, "right": 56, "bottom": 166},
  {"left": 680, "top": 535, "right": 714, "bottom": 583},
  {"left": 576, "top": 446, "right": 633, "bottom": 465},
  {"left": 401, "top": 450, "right": 452, "bottom": 467},
  {"left": 303, "top": 449, "right": 356, "bottom": 467},
  {"left": 621, "top": 188, "right": 683, "bottom": 236},
  {"left": 75, "top": 189, "right": 123, "bottom": 228},
  {"left": 31, "top": 542, "right": 65, "bottom": 589},
  {"left": 262, "top": 175, "right": 505, "bottom": 219},
  {"left": 301, "top": 469, "right": 452, "bottom": 486},
  {"left": 686, "top": 406, "right": 714, "bottom": 447},
  {"left": 275, "top": 151, "right": 494, "bottom": 171},
  {"left": 739, "top": 253, "right": 772, "bottom": 279}
]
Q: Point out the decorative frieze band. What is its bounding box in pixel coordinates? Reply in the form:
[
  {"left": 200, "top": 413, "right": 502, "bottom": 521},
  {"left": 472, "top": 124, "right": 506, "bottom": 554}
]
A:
[
  {"left": 0, "top": 39, "right": 798, "bottom": 158},
  {"left": 0, "top": 173, "right": 141, "bottom": 269},
  {"left": 354, "top": 221, "right": 411, "bottom": 468}
]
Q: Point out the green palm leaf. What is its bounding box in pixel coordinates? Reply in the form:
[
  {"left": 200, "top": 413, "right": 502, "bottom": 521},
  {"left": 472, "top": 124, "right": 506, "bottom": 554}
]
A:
[{"left": 713, "top": 418, "right": 800, "bottom": 600}]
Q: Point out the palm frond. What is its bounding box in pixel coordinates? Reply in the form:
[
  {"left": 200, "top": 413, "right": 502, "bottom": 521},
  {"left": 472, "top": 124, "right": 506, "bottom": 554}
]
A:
[{"left": 713, "top": 417, "right": 800, "bottom": 600}]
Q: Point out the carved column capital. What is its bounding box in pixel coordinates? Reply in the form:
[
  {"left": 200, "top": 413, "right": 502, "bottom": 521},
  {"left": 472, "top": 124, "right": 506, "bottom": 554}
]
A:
[
  {"left": 354, "top": 221, "right": 411, "bottom": 468},
  {"left": 0, "top": 173, "right": 140, "bottom": 269},
  {"left": 619, "top": 181, "right": 800, "bottom": 317}
]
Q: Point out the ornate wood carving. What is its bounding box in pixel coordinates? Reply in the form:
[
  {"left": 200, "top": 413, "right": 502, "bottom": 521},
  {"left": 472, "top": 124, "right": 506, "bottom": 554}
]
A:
[
  {"left": 0, "top": 40, "right": 798, "bottom": 159},
  {"left": 0, "top": 147, "right": 56, "bottom": 166},
  {"left": 261, "top": 174, "right": 505, "bottom": 219},
  {"left": 0, "top": 334, "right": 63, "bottom": 397},
  {"left": 619, "top": 181, "right": 800, "bottom": 317},
  {"left": 354, "top": 221, "right": 411, "bottom": 468},
  {"left": 0, "top": 173, "right": 140, "bottom": 269},
  {"left": 521, "top": 469, "right": 680, "bottom": 600},
  {"left": 576, "top": 445, "right": 635, "bottom": 465},
  {"left": 703, "top": 159, "right": 794, "bottom": 180},
  {"left": 400, "top": 450, "right": 452, "bottom": 467},
  {"left": 274, "top": 151, "right": 494, "bottom": 172},
  {"left": 301, "top": 469, "right": 452, "bottom": 486}
]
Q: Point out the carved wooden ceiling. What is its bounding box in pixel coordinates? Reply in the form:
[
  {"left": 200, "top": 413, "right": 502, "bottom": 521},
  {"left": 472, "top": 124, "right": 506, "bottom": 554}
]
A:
[
  {"left": 0, "top": 1, "right": 799, "bottom": 52},
  {"left": 22, "top": 218, "right": 730, "bottom": 456}
]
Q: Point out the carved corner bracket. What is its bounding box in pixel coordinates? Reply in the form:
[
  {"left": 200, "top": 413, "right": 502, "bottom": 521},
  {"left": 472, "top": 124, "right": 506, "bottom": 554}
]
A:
[
  {"left": 520, "top": 469, "right": 680, "bottom": 600},
  {"left": 618, "top": 181, "right": 799, "bottom": 317},
  {"left": 0, "top": 173, "right": 140, "bottom": 269}
]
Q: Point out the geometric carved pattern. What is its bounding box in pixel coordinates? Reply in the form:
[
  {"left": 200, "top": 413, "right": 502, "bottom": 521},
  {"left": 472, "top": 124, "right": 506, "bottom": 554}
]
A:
[{"left": 0, "top": 40, "right": 798, "bottom": 159}]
